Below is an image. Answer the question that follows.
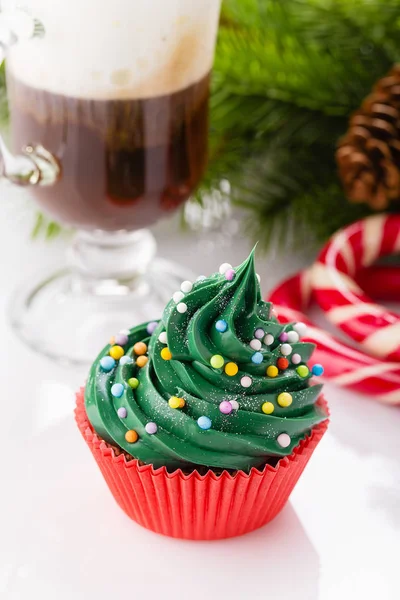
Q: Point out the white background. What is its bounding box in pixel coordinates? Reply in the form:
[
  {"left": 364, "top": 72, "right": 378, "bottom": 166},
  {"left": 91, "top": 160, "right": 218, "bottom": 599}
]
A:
[{"left": 0, "top": 192, "right": 399, "bottom": 599}]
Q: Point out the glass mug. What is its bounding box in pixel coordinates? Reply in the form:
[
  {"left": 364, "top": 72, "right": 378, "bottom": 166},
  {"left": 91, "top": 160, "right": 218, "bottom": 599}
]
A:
[{"left": 1, "top": 0, "right": 221, "bottom": 364}]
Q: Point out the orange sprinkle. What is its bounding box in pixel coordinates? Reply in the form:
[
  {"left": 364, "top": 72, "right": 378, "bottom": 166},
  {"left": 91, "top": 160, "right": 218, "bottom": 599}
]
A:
[
  {"left": 125, "top": 430, "right": 139, "bottom": 443},
  {"left": 136, "top": 355, "right": 149, "bottom": 368},
  {"left": 225, "top": 362, "right": 239, "bottom": 376},
  {"left": 133, "top": 341, "right": 148, "bottom": 356}
]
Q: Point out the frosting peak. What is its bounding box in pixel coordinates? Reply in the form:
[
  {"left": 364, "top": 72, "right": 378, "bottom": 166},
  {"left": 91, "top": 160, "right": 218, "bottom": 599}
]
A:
[{"left": 85, "top": 251, "right": 327, "bottom": 471}]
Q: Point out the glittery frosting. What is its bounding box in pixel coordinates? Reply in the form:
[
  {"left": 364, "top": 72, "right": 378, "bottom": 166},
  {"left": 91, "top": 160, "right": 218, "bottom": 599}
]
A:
[{"left": 85, "top": 250, "right": 327, "bottom": 471}]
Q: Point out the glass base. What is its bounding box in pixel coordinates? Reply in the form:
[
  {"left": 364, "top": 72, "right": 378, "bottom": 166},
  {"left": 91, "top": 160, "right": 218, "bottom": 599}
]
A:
[{"left": 9, "top": 230, "right": 194, "bottom": 366}]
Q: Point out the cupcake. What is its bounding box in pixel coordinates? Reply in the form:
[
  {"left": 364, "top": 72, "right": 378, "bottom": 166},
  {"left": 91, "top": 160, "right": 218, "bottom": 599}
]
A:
[{"left": 76, "top": 249, "right": 328, "bottom": 540}]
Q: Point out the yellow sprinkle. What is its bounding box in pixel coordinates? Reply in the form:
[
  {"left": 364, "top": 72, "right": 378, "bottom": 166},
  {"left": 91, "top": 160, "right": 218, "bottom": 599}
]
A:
[
  {"left": 136, "top": 355, "right": 148, "bottom": 368},
  {"left": 161, "top": 348, "right": 172, "bottom": 361},
  {"left": 169, "top": 396, "right": 185, "bottom": 409},
  {"left": 266, "top": 365, "right": 278, "bottom": 378},
  {"left": 125, "top": 430, "right": 139, "bottom": 443},
  {"left": 110, "top": 345, "right": 124, "bottom": 360},
  {"left": 262, "top": 402, "right": 275, "bottom": 414},
  {"left": 277, "top": 392, "right": 293, "bottom": 408},
  {"left": 225, "top": 362, "right": 238, "bottom": 376}
]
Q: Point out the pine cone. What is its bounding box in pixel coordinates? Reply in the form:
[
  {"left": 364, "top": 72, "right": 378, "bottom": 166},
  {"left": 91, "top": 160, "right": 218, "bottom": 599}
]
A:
[{"left": 336, "top": 64, "right": 400, "bottom": 210}]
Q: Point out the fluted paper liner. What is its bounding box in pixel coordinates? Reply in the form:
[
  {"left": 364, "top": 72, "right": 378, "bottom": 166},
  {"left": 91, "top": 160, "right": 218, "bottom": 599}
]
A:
[{"left": 76, "top": 389, "right": 329, "bottom": 540}]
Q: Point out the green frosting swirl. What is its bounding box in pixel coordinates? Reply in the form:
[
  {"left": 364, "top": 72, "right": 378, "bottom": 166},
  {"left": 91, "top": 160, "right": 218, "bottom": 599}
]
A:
[{"left": 85, "top": 250, "right": 327, "bottom": 471}]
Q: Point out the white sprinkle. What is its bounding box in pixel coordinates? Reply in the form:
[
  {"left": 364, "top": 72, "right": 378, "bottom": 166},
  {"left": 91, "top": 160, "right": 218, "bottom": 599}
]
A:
[
  {"left": 250, "top": 339, "right": 262, "bottom": 351},
  {"left": 264, "top": 333, "right": 274, "bottom": 346},
  {"left": 158, "top": 332, "right": 167, "bottom": 344},
  {"left": 177, "top": 302, "right": 188, "bottom": 314},
  {"left": 287, "top": 331, "right": 300, "bottom": 343},
  {"left": 256, "top": 273, "right": 261, "bottom": 283},
  {"left": 229, "top": 400, "right": 240, "bottom": 411},
  {"left": 219, "top": 262, "right": 232, "bottom": 275},
  {"left": 254, "top": 328, "right": 265, "bottom": 339},
  {"left": 119, "top": 356, "right": 133, "bottom": 366},
  {"left": 173, "top": 291, "right": 185, "bottom": 303},
  {"left": 119, "top": 329, "right": 130, "bottom": 335},
  {"left": 240, "top": 375, "right": 252, "bottom": 388},
  {"left": 291, "top": 353, "right": 301, "bottom": 365},
  {"left": 280, "top": 343, "right": 292, "bottom": 356},
  {"left": 197, "top": 275, "right": 207, "bottom": 281},
  {"left": 180, "top": 280, "right": 193, "bottom": 293},
  {"left": 293, "top": 322, "right": 307, "bottom": 337},
  {"left": 277, "top": 433, "right": 291, "bottom": 448}
]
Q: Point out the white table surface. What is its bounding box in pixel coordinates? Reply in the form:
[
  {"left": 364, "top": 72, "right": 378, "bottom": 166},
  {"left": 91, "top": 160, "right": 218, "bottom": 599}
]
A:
[{"left": 0, "top": 192, "right": 399, "bottom": 600}]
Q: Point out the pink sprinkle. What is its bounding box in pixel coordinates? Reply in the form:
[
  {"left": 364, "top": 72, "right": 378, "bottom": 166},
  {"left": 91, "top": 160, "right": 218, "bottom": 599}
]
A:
[
  {"left": 225, "top": 269, "right": 236, "bottom": 281},
  {"left": 219, "top": 401, "right": 233, "bottom": 415},
  {"left": 279, "top": 332, "right": 289, "bottom": 342}
]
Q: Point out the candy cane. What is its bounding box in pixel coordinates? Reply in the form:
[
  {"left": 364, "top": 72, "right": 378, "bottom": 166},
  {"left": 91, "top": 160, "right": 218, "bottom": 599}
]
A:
[
  {"left": 312, "top": 214, "right": 400, "bottom": 362},
  {"left": 269, "top": 269, "right": 400, "bottom": 404}
]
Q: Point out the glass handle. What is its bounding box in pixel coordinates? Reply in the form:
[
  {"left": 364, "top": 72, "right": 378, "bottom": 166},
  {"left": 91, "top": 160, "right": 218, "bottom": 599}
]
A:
[{"left": 0, "top": 4, "right": 60, "bottom": 187}]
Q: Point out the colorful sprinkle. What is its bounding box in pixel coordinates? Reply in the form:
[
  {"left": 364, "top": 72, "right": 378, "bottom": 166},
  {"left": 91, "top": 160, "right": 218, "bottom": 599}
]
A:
[
  {"left": 287, "top": 331, "right": 300, "bottom": 343},
  {"left": 251, "top": 352, "right": 263, "bottom": 364},
  {"left": 312, "top": 364, "right": 324, "bottom": 376},
  {"left": 111, "top": 383, "right": 124, "bottom": 398},
  {"left": 133, "top": 341, "right": 147, "bottom": 356},
  {"left": 219, "top": 262, "right": 232, "bottom": 275},
  {"left": 291, "top": 353, "right": 301, "bottom": 365},
  {"left": 215, "top": 319, "right": 228, "bottom": 333},
  {"left": 177, "top": 302, "right": 188, "bottom": 314},
  {"left": 297, "top": 365, "right": 310, "bottom": 378},
  {"left": 277, "top": 392, "right": 293, "bottom": 407},
  {"left": 161, "top": 348, "right": 172, "bottom": 361},
  {"left": 197, "top": 416, "right": 212, "bottom": 430},
  {"left": 230, "top": 400, "right": 240, "bottom": 411},
  {"left": 115, "top": 333, "right": 128, "bottom": 346},
  {"left": 145, "top": 422, "right": 158, "bottom": 435},
  {"left": 255, "top": 328, "right": 265, "bottom": 339},
  {"left": 100, "top": 356, "right": 116, "bottom": 372},
  {"left": 277, "top": 357, "right": 289, "bottom": 371},
  {"left": 180, "top": 280, "right": 193, "bottom": 293},
  {"left": 158, "top": 331, "right": 167, "bottom": 344},
  {"left": 210, "top": 354, "right": 224, "bottom": 369},
  {"left": 117, "top": 407, "right": 127, "bottom": 418},
  {"left": 280, "top": 343, "right": 292, "bottom": 356},
  {"left": 219, "top": 401, "right": 233, "bottom": 415},
  {"left": 197, "top": 275, "right": 207, "bottom": 281},
  {"left": 128, "top": 378, "right": 139, "bottom": 389},
  {"left": 173, "top": 291, "right": 185, "bottom": 303},
  {"left": 109, "top": 345, "right": 124, "bottom": 360},
  {"left": 119, "top": 355, "right": 133, "bottom": 366},
  {"left": 250, "top": 339, "right": 262, "bottom": 351},
  {"left": 262, "top": 402, "right": 275, "bottom": 414},
  {"left": 136, "top": 355, "right": 148, "bottom": 368},
  {"left": 146, "top": 321, "right": 158, "bottom": 335},
  {"left": 225, "top": 268, "right": 236, "bottom": 281},
  {"left": 266, "top": 365, "right": 279, "bottom": 378},
  {"left": 240, "top": 375, "right": 252, "bottom": 388},
  {"left": 225, "top": 362, "right": 239, "bottom": 376},
  {"left": 293, "top": 322, "right": 307, "bottom": 337},
  {"left": 277, "top": 433, "right": 291, "bottom": 448},
  {"left": 169, "top": 396, "right": 185, "bottom": 409},
  {"left": 125, "top": 430, "right": 139, "bottom": 443},
  {"left": 279, "top": 332, "right": 289, "bottom": 342},
  {"left": 264, "top": 333, "right": 274, "bottom": 346}
]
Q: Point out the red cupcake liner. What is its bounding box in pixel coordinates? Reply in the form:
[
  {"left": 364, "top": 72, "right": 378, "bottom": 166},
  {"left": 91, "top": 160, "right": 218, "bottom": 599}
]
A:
[{"left": 75, "top": 389, "right": 329, "bottom": 540}]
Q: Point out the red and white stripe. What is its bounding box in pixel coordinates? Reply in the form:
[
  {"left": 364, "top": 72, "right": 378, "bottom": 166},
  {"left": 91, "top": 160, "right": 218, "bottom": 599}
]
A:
[
  {"left": 312, "top": 214, "right": 400, "bottom": 362},
  {"left": 269, "top": 270, "right": 400, "bottom": 404}
]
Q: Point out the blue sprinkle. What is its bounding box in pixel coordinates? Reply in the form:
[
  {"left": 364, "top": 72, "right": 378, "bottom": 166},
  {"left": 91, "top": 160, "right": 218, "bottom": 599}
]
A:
[
  {"left": 100, "top": 356, "right": 116, "bottom": 372},
  {"left": 312, "top": 364, "right": 324, "bottom": 376},
  {"left": 146, "top": 321, "right": 158, "bottom": 335},
  {"left": 215, "top": 319, "right": 228, "bottom": 333},
  {"left": 251, "top": 352, "right": 263, "bottom": 364},
  {"left": 111, "top": 383, "right": 124, "bottom": 398},
  {"left": 119, "top": 355, "right": 133, "bottom": 366},
  {"left": 197, "top": 416, "right": 212, "bottom": 430}
]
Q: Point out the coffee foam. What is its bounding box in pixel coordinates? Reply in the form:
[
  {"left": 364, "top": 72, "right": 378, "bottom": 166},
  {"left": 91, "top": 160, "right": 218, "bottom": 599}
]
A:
[{"left": 8, "top": 0, "right": 221, "bottom": 99}]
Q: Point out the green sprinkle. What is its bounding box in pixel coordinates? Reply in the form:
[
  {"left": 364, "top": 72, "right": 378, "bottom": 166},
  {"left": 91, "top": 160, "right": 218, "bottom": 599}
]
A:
[
  {"left": 210, "top": 354, "right": 224, "bottom": 369},
  {"left": 128, "top": 377, "right": 140, "bottom": 389},
  {"left": 296, "top": 365, "right": 309, "bottom": 378}
]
